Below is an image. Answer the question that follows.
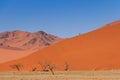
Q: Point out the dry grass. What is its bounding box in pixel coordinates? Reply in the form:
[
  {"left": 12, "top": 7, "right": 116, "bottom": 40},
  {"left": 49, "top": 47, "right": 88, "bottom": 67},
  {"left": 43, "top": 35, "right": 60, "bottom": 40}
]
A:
[{"left": 0, "top": 71, "right": 120, "bottom": 80}]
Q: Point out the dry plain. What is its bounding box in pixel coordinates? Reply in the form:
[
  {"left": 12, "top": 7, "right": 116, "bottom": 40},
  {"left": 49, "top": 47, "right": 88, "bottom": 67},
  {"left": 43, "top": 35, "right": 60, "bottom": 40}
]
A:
[{"left": 0, "top": 71, "right": 120, "bottom": 80}]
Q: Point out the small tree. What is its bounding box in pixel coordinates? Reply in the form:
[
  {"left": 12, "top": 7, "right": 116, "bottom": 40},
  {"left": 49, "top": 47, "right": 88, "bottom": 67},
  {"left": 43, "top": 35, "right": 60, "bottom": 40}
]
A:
[
  {"left": 10, "top": 64, "right": 23, "bottom": 71},
  {"left": 47, "top": 63, "right": 55, "bottom": 75},
  {"left": 39, "top": 63, "right": 49, "bottom": 72},
  {"left": 39, "top": 62, "right": 55, "bottom": 75},
  {"left": 31, "top": 67, "right": 37, "bottom": 71},
  {"left": 64, "top": 62, "right": 69, "bottom": 71}
]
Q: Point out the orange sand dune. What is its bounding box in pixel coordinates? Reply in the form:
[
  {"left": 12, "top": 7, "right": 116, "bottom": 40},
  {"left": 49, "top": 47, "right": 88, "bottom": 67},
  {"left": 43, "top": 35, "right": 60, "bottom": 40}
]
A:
[
  {"left": 0, "top": 20, "right": 120, "bottom": 71},
  {"left": 0, "top": 48, "right": 35, "bottom": 63}
]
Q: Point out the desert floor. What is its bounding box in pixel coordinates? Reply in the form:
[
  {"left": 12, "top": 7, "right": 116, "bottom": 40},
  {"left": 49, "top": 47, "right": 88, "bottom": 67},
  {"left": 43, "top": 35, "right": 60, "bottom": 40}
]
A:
[{"left": 0, "top": 71, "right": 120, "bottom": 80}]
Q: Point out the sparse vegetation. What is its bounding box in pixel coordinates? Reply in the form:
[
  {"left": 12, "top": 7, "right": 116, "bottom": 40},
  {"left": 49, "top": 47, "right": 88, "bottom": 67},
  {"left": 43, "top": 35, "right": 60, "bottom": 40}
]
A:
[
  {"left": 0, "top": 71, "right": 119, "bottom": 80},
  {"left": 10, "top": 64, "right": 23, "bottom": 71},
  {"left": 31, "top": 67, "right": 37, "bottom": 71},
  {"left": 39, "top": 62, "right": 55, "bottom": 75},
  {"left": 47, "top": 63, "right": 55, "bottom": 75},
  {"left": 64, "top": 62, "right": 69, "bottom": 71},
  {"left": 39, "top": 63, "right": 49, "bottom": 72}
]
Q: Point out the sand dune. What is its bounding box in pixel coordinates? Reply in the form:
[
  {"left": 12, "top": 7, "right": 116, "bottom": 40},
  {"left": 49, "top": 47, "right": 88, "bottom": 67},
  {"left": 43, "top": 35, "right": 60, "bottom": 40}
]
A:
[
  {"left": 0, "top": 20, "right": 120, "bottom": 71},
  {"left": 0, "top": 48, "right": 35, "bottom": 63},
  {"left": 0, "top": 30, "right": 61, "bottom": 63}
]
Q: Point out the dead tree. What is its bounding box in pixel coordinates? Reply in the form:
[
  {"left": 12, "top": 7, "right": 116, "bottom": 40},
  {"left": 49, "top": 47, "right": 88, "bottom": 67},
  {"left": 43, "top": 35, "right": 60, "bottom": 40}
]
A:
[
  {"left": 10, "top": 64, "right": 23, "bottom": 71},
  {"left": 64, "top": 62, "right": 69, "bottom": 71},
  {"left": 47, "top": 63, "right": 55, "bottom": 75},
  {"left": 39, "top": 63, "right": 49, "bottom": 72},
  {"left": 39, "top": 62, "right": 55, "bottom": 75},
  {"left": 31, "top": 67, "right": 37, "bottom": 71}
]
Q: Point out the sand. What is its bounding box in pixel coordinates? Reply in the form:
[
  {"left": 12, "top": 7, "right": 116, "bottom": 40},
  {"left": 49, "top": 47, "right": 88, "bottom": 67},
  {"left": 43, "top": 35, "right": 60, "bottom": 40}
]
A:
[
  {"left": 0, "top": 71, "right": 120, "bottom": 80},
  {"left": 1, "top": 20, "right": 120, "bottom": 71}
]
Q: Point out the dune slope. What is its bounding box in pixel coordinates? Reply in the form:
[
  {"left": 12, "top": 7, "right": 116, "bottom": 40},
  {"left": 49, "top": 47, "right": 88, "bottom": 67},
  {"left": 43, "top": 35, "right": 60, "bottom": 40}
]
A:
[
  {"left": 0, "top": 48, "right": 35, "bottom": 63},
  {"left": 0, "top": 21, "right": 120, "bottom": 71}
]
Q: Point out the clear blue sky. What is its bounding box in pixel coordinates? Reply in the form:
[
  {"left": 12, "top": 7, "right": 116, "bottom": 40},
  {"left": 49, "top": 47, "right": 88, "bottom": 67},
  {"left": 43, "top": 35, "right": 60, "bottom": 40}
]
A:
[{"left": 0, "top": 0, "right": 120, "bottom": 38}]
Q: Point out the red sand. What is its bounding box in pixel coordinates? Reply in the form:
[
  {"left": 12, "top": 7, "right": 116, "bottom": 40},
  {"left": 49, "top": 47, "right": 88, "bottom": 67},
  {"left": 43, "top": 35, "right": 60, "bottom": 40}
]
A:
[
  {"left": 0, "top": 48, "right": 35, "bottom": 63},
  {"left": 0, "top": 20, "right": 120, "bottom": 71}
]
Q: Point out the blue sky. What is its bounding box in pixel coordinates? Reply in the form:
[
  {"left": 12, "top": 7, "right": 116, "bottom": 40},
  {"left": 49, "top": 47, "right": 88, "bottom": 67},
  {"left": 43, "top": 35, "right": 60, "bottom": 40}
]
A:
[{"left": 0, "top": 0, "right": 120, "bottom": 38}]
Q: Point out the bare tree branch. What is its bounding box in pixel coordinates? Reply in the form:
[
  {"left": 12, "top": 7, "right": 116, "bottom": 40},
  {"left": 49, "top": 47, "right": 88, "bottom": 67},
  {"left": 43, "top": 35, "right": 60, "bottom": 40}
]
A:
[
  {"left": 10, "top": 64, "right": 23, "bottom": 71},
  {"left": 47, "top": 63, "right": 55, "bottom": 75},
  {"left": 39, "top": 62, "right": 55, "bottom": 75},
  {"left": 39, "top": 62, "right": 49, "bottom": 72}
]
